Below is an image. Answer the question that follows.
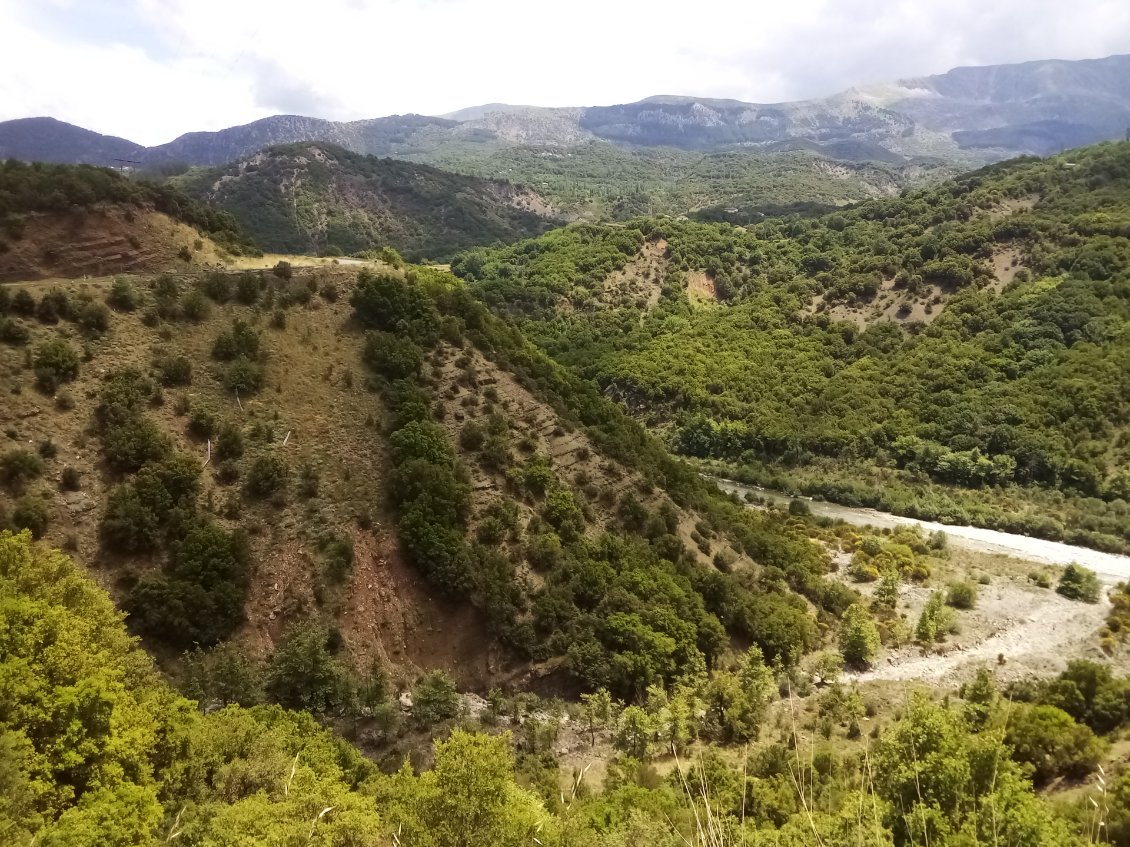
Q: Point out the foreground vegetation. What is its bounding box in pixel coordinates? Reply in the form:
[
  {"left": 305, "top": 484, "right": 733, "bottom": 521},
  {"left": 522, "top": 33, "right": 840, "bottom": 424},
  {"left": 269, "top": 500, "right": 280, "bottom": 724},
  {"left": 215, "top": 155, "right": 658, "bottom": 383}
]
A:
[
  {"left": 454, "top": 142, "right": 1130, "bottom": 551},
  {"left": 6, "top": 529, "right": 1130, "bottom": 846}
]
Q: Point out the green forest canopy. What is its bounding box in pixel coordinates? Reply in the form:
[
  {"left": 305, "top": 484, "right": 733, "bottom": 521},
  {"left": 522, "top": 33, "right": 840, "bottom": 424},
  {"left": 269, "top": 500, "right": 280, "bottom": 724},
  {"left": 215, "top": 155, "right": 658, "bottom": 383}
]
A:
[{"left": 453, "top": 142, "right": 1130, "bottom": 551}]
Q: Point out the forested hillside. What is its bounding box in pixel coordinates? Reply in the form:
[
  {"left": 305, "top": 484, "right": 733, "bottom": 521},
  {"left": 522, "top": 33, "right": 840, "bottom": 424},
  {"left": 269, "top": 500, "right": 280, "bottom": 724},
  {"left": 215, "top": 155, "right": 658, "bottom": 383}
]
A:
[
  {"left": 2, "top": 221, "right": 1130, "bottom": 847},
  {"left": 453, "top": 142, "right": 1130, "bottom": 551},
  {"left": 0, "top": 159, "right": 257, "bottom": 257},
  {"left": 175, "top": 142, "right": 557, "bottom": 260},
  {"left": 0, "top": 261, "right": 843, "bottom": 700}
]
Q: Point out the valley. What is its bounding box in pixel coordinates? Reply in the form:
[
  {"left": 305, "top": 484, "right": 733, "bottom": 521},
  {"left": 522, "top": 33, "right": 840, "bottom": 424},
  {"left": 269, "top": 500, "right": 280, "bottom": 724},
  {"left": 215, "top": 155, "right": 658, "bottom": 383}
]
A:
[{"left": 4, "top": 64, "right": 1130, "bottom": 846}]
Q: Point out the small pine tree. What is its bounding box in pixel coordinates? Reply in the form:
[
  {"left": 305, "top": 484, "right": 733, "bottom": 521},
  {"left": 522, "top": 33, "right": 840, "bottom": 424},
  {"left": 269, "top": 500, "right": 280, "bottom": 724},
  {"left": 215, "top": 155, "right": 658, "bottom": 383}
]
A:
[{"left": 840, "top": 603, "right": 881, "bottom": 669}]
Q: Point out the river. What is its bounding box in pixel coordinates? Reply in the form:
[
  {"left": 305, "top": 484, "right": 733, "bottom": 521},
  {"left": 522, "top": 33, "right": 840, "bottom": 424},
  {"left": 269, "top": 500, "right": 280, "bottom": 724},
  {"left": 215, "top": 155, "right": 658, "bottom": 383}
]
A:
[{"left": 714, "top": 478, "right": 1130, "bottom": 583}]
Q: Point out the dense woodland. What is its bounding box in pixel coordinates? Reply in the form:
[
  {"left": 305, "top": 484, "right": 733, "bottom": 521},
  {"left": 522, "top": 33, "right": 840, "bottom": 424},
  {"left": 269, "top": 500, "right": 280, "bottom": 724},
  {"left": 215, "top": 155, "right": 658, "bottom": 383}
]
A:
[
  {"left": 420, "top": 142, "right": 946, "bottom": 219},
  {"left": 454, "top": 142, "right": 1130, "bottom": 551},
  {"left": 0, "top": 159, "right": 258, "bottom": 256}
]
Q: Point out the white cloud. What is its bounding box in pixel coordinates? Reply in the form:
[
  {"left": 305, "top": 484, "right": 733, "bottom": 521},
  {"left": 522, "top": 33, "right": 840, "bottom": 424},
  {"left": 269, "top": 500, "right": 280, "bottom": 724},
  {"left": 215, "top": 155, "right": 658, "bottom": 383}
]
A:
[{"left": 2, "top": 0, "right": 1129, "bottom": 145}]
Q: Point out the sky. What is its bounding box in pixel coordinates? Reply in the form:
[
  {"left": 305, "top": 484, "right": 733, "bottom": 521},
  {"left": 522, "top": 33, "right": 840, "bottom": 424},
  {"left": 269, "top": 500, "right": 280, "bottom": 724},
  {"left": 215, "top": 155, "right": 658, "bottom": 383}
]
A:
[{"left": 2, "top": 0, "right": 1130, "bottom": 146}]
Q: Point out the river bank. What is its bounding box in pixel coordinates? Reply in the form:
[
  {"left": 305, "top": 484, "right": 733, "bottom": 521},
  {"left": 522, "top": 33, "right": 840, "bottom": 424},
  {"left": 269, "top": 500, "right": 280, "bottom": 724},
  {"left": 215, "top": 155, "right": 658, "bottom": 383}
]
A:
[{"left": 715, "top": 477, "right": 1130, "bottom": 583}]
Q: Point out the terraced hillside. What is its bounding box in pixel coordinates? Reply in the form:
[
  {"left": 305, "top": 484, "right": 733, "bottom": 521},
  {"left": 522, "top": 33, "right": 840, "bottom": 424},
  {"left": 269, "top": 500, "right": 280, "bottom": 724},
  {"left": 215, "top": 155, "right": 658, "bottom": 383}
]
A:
[{"left": 0, "top": 264, "right": 838, "bottom": 700}]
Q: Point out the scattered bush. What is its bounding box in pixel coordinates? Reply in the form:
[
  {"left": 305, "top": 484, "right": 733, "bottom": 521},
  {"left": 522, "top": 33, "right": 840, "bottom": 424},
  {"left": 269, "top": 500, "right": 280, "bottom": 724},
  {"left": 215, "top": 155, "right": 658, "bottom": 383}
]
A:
[
  {"left": 234, "top": 273, "right": 260, "bottom": 305},
  {"left": 154, "top": 354, "right": 192, "bottom": 386},
  {"left": 106, "top": 277, "right": 141, "bottom": 311},
  {"left": 1057, "top": 564, "right": 1102, "bottom": 603},
  {"left": 222, "top": 357, "right": 264, "bottom": 394},
  {"left": 187, "top": 407, "right": 218, "bottom": 440},
  {"left": 946, "top": 581, "right": 977, "bottom": 610},
  {"left": 11, "top": 496, "right": 49, "bottom": 538},
  {"left": 214, "top": 423, "right": 244, "bottom": 461},
  {"left": 212, "top": 319, "right": 260, "bottom": 362},
  {"left": 265, "top": 620, "right": 348, "bottom": 714},
  {"left": 36, "top": 290, "right": 70, "bottom": 324},
  {"left": 412, "top": 670, "right": 460, "bottom": 726},
  {"left": 10, "top": 289, "right": 35, "bottom": 316},
  {"left": 201, "top": 273, "right": 233, "bottom": 303},
  {"left": 181, "top": 290, "right": 210, "bottom": 322},
  {"left": 60, "top": 466, "right": 81, "bottom": 491},
  {"left": 363, "top": 331, "right": 423, "bottom": 380},
  {"left": 0, "top": 448, "right": 45, "bottom": 490},
  {"left": 245, "top": 454, "right": 288, "bottom": 499},
  {"left": 33, "top": 339, "right": 79, "bottom": 391},
  {"left": 74, "top": 300, "right": 111, "bottom": 336},
  {"left": 0, "top": 317, "right": 29, "bottom": 345}
]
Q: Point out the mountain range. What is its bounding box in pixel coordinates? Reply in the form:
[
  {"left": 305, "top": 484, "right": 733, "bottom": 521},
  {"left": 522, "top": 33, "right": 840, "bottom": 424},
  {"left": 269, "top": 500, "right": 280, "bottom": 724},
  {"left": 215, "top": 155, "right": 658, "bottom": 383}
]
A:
[{"left": 3, "top": 54, "right": 1129, "bottom": 171}]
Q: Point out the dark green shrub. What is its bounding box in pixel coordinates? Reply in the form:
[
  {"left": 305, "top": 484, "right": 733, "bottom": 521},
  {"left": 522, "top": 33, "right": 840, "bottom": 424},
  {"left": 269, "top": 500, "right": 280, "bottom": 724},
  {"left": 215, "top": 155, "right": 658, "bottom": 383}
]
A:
[
  {"left": 106, "top": 278, "right": 140, "bottom": 311},
  {"left": 946, "top": 581, "right": 977, "bottom": 610},
  {"left": 100, "top": 416, "right": 171, "bottom": 473},
  {"left": 36, "top": 290, "right": 69, "bottom": 324},
  {"left": 187, "top": 407, "right": 218, "bottom": 440},
  {"left": 542, "top": 488, "right": 585, "bottom": 541},
  {"left": 1058, "top": 564, "right": 1102, "bottom": 603},
  {"left": 525, "top": 532, "right": 562, "bottom": 571},
  {"left": 0, "top": 317, "right": 29, "bottom": 345},
  {"left": 265, "top": 620, "right": 347, "bottom": 714},
  {"left": 11, "top": 289, "right": 35, "bottom": 316},
  {"left": 0, "top": 448, "right": 44, "bottom": 490},
  {"left": 75, "top": 301, "right": 110, "bottom": 336},
  {"left": 411, "top": 670, "right": 460, "bottom": 727},
  {"left": 214, "top": 423, "right": 244, "bottom": 461},
  {"left": 33, "top": 339, "right": 80, "bottom": 392},
  {"left": 298, "top": 463, "right": 319, "bottom": 499},
  {"left": 126, "top": 519, "right": 250, "bottom": 646},
  {"left": 212, "top": 319, "right": 260, "bottom": 361},
  {"left": 181, "top": 290, "right": 210, "bottom": 322},
  {"left": 322, "top": 535, "right": 354, "bottom": 583},
  {"left": 60, "top": 466, "right": 81, "bottom": 491},
  {"left": 245, "top": 455, "right": 288, "bottom": 499},
  {"left": 460, "top": 421, "right": 486, "bottom": 451},
  {"left": 11, "top": 496, "right": 49, "bottom": 538},
  {"left": 101, "top": 485, "right": 163, "bottom": 552},
  {"left": 154, "top": 354, "right": 192, "bottom": 386},
  {"left": 221, "top": 357, "right": 264, "bottom": 394},
  {"left": 363, "top": 331, "right": 423, "bottom": 380},
  {"left": 350, "top": 269, "right": 440, "bottom": 343},
  {"left": 235, "top": 274, "right": 260, "bottom": 305},
  {"left": 202, "top": 273, "right": 232, "bottom": 303},
  {"left": 272, "top": 261, "right": 293, "bottom": 280}
]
